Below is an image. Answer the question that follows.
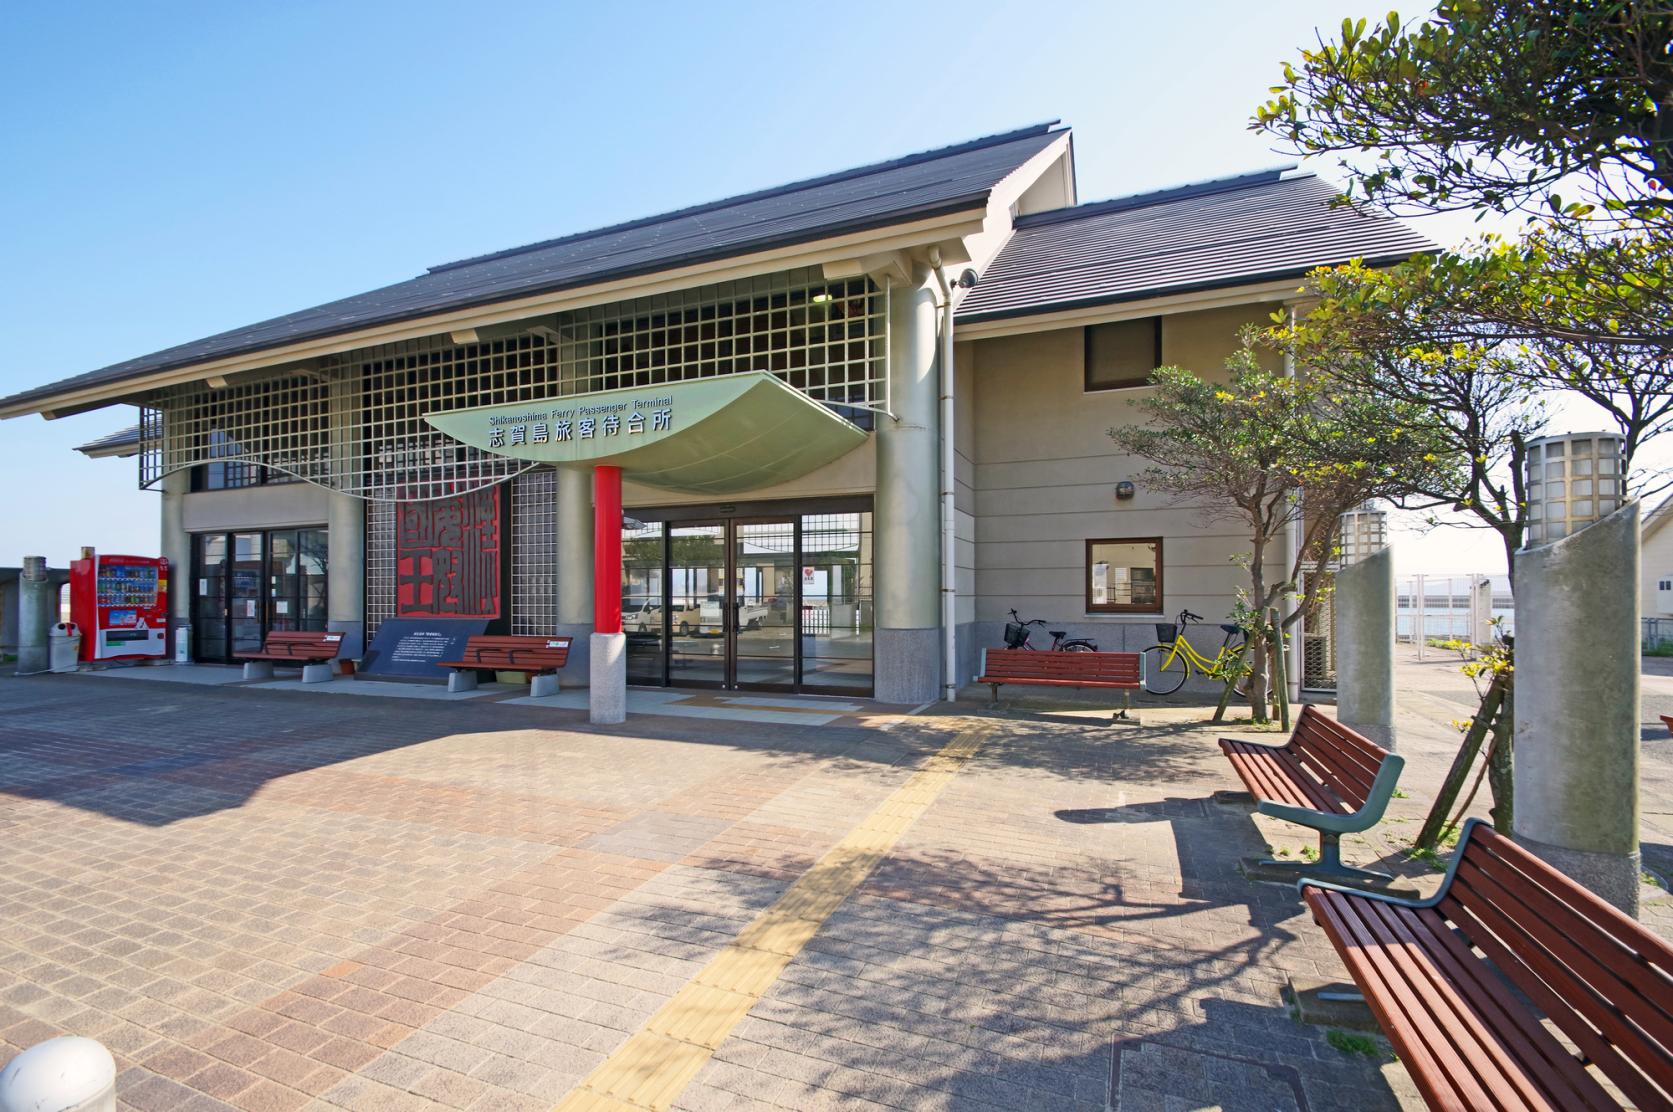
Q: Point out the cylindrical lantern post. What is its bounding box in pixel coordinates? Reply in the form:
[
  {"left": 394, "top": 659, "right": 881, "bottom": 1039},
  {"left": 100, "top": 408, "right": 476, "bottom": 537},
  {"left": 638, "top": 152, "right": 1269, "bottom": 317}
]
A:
[
  {"left": 1333, "top": 504, "right": 1395, "bottom": 747},
  {"left": 1513, "top": 432, "right": 1640, "bottom": 914}
]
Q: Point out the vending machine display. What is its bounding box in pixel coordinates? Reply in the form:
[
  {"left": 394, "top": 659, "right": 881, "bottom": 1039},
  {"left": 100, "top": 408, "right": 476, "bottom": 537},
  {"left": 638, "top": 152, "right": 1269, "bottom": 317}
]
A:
[{"left": 68, "top": 552, "right": 170, "bottom": 662}]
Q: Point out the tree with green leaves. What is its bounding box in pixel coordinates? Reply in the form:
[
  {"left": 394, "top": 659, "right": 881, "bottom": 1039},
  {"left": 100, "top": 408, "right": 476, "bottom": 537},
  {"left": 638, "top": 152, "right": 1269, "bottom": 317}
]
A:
[
  {"left": 1256, "top": 1, "right": 1673, "bottom": 517},
  {"left": 1110, "top": 337, "right": 1456, "bottom": 720},
  {"left": 1255, "top": 2, "right": 1673, "bottom": 220}
]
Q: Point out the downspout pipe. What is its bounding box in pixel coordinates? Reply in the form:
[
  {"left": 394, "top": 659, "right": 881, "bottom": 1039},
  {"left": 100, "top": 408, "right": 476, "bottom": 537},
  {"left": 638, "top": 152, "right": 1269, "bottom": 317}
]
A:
[
  {"left": 930, "top": 251, "right": 957, "bottom": 704},
  {"left": 1284, "top": 304, "right": 1304, "bottom": 703}
]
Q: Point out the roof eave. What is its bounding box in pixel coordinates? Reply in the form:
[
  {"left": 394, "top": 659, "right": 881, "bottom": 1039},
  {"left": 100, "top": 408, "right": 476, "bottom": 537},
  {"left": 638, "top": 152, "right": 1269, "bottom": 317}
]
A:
[
  {"left": 954, "top": 251, "right": 1432, "bottom": 332},
  {"left": 1, "top": 200, "right": 995, "bottom": 420}
]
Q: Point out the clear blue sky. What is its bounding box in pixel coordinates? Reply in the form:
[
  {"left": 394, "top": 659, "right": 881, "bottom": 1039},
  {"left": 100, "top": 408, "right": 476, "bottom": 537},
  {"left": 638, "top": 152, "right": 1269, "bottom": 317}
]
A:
[{"left": 0, "top": 0, "right": 1505, "bottom": 570}]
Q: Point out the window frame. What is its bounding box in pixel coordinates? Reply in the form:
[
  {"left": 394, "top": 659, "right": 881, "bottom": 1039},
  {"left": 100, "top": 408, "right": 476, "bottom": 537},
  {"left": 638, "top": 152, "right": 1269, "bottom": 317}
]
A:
[
  {"left": 1085, "top": 536, "right": 1164, "bottom": 614},
  {"left": 1083, "top": 317, "right": 1163, "bottom": 393}
]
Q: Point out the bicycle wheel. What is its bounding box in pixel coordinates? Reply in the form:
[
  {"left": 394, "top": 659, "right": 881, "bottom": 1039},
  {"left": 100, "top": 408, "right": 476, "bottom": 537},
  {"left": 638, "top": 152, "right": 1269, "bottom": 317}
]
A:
[
  {"left": 1060, "top": 640, "right": 1097, "bottom": 652},
  {"left": 1141, "top": 644, "right": 1189, "bottom": 695}
]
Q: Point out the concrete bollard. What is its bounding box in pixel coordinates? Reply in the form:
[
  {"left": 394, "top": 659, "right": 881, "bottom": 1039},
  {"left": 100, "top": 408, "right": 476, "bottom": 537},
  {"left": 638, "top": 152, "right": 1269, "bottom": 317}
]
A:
[
  {"left": 0, "top": 1035, "right": 116, "bottom": 1112},
  {"left": 1334, "top": 545, "right": 1396, "bottom": 749},
  {"left": 1514, "top": 500, "right": 1641, "bottom": 915},
  {"left": 15, "top": 557, "right": 54, "bottom": 676}
]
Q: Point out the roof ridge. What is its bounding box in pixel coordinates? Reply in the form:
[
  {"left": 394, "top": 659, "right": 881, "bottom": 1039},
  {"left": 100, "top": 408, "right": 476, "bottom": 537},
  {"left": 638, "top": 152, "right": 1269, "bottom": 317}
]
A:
[
  {"left": 1015, "top": 166, "right": 1303, "bottom": 229},
  {"left": 426, "top": 122, "right": 1065, "bottom": 276}
]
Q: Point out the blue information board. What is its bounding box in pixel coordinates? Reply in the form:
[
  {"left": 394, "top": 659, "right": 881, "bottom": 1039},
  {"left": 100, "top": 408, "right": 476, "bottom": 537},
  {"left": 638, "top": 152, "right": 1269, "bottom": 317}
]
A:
[{"left": 359, "top": 618, "right": 490, "bottom": 679}]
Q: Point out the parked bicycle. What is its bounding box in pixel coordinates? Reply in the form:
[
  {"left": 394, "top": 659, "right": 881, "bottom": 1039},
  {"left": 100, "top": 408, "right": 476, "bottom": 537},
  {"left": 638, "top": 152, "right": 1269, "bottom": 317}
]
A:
[
  {"left": 1003, "top": 608, "right": 1099, "bottom": 652},
  {"left": 1141, "top": 609, "right": 1249, "bottom": 695}
]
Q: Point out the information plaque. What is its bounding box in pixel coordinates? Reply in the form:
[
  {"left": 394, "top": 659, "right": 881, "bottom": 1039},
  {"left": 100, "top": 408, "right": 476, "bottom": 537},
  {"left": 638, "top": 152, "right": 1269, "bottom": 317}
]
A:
[{"left": 358, "top": 618, "right": 490, "bottom": 679}]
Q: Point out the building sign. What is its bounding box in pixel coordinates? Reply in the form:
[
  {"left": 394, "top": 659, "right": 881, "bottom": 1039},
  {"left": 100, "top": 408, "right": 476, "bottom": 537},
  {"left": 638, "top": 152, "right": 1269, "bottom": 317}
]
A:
[
  {"left": 396, "top": 488, "right": 502, "bottom": 618},
  {"left": 422, "top": 372, "right": 871, "bottom": 495}
]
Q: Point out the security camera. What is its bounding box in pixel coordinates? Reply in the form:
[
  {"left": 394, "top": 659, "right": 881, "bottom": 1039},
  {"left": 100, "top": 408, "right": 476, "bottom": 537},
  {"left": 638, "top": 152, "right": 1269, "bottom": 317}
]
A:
[{"left": 955, "top": 268, "right": 980, "bottom": 289}]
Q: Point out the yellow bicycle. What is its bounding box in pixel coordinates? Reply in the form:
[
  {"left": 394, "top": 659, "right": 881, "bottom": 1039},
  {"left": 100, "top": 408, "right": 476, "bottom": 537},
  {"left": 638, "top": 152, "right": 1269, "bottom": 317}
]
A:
[{"left": 1141, "top": 609, "right": 1250, "bottom": 695}]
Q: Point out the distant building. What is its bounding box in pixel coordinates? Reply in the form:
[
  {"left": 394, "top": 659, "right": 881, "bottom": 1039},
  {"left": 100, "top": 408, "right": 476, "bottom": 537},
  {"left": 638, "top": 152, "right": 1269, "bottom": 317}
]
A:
[
  {"left": 1645, "top": 495, "right": 1673, "bottom": 619},
  {"left": 7, "top": 122, "right": 1429, "bottom": 702}
]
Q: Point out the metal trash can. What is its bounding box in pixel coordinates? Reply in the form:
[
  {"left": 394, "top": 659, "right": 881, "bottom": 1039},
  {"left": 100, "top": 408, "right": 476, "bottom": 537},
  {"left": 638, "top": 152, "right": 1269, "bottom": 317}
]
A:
[{"left": 48, "top": 622, "right": 81, "bottom": 673}]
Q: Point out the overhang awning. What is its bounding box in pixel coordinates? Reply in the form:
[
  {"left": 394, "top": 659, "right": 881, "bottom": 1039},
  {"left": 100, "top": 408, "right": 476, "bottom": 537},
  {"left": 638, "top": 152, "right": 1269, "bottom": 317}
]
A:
[{"left": 423, "top": 372, "right": 869, "bottom": 494}]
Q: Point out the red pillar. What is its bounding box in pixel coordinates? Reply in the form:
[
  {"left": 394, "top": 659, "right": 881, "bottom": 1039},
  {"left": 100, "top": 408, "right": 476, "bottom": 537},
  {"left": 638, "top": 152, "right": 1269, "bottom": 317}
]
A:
[{"left": 592, "top": 465, "right": 623, "bottom": 635}]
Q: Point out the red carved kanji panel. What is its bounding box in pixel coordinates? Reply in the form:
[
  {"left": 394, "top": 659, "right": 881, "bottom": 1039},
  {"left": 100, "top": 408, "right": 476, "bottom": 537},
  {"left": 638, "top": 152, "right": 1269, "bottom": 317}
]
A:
[{"left": 395, "top": 488, "right": 502, "bottom": 618}]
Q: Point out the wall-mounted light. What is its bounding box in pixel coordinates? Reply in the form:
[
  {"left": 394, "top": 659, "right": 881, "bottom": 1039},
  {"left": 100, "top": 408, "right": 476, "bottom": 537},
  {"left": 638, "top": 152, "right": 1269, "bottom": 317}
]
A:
[
  {"left": 1115, "top": 481, "right": 1135, "bottom": 501},
  {"left": 810, "top": 292, "right": 833, "bottom": 304}
]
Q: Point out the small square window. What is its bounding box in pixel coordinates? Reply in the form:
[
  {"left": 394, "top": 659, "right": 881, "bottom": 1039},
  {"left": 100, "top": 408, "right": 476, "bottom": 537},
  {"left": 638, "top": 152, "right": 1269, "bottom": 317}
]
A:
[
  {"left": 1087, "top": 538, "right": 1162, "bottom": 613},
  {"left": 1085, "top": 318, "right": 1163, "bottom": 391}
]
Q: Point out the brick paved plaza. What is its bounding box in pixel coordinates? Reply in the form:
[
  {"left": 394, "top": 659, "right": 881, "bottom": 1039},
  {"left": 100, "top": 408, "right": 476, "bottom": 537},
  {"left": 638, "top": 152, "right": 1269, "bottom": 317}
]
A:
[{"left": 4, "top": 663, "right": 1671, "bottom": 1111}]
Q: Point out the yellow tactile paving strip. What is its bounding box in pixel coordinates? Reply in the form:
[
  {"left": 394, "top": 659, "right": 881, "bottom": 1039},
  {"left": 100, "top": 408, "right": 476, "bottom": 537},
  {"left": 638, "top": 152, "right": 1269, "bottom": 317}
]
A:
[{"left": 553, "top": 723, "right": 990, "bottom": 1112}]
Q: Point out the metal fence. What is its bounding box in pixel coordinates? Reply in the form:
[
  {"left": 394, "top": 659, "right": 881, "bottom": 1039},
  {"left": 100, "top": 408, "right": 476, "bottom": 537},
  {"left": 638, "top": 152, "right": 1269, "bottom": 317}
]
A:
[
  {"left": 1647, "top": 617, "right": 1673, "bottom": 650},
  {"left": 1396, "top": 573, "right": 1513, "bottom": 659}
]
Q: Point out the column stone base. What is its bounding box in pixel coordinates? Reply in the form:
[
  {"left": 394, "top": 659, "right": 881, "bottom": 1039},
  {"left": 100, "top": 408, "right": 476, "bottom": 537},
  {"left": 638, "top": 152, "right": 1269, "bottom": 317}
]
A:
[
  {"left": 874, "top": 627, "right": 940, "bottom": 705},
  {"left": 590, "top": 633, "right": 627, "bottom": 724}
]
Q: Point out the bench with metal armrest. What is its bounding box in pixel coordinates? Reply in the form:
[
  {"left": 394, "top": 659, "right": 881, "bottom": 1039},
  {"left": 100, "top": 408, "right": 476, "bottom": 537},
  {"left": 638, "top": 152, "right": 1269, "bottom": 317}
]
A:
[
  {"left": 234, "top": 630, "right": 345, "bottom": 684},
  {"left": 975, "top": 648, "right": 1143, "bottom": 720},
  {"left": 435, "top": 635, "right": 572, "bottom": 696},
  {"left": 1301, "top": 818, "right": 1673, "bottom": 1111},
  {"left": 1219, "top": 705, "right": 1404, "bottom": 883}
]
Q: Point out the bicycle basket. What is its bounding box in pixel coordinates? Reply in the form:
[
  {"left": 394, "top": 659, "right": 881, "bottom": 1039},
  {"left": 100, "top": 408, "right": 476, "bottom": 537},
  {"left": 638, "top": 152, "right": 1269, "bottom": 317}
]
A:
[
  {"left": 1003, "top": 622, "right": 1027, "bottom": 648},
  {"left": 1154, "top": 623, "right": 1179, "bottom": 644}
]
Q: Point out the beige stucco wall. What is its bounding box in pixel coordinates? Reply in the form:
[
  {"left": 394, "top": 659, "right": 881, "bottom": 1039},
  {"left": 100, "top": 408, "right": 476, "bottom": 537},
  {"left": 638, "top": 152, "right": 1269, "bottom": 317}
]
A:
[
  {"left": 967, "top": 304, "right": 1285, "bottom": 639},
  {"left": 1644, "top": 514, "right": 1673, "bottom": 618},
  {"left": 181, "top": 482, "right": 333, "bottom": 533}
]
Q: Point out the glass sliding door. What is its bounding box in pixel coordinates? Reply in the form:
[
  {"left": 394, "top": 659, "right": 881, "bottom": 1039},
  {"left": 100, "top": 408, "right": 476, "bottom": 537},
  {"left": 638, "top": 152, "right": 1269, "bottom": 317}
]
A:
[
  {"left": 621, "top": 501, "right": 872, "bottom": 695},
  {"left": 229, "top": 532, "right": 265, "bottom": 657},
  {"left": 668, "top": 523, "right": 727, "bottom": 686},
  {"left": 733, "top": 519, "right": 797, "bottom": 690},
  {"left": 798, "top": 511, "right": 873, "bottom": 693},
  {"left": 623, "top": 520, "right": 666, "bottom": 684},
  {"left": 190, "top": 528, "right": 329, "bottom": 662},
  {"left": 192, "top": 534, "right": 230, "bottom": 663}
]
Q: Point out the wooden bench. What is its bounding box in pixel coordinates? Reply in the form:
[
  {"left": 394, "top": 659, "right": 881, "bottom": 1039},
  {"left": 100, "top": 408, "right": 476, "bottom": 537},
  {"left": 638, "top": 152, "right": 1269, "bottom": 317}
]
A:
[
  {"left": 1663, "top": 713, "right": 1672, "bottom": 737},
  {"left": 235, "top": 630, "right": 345, "bottom": 684},
  {"left": 435, "top": 635, "right": 572, "bottom": 696},
  {"left": 975, "top": 648, "right": 1144, "bottom": 720},
  {"left": 1302, "top": 818, "right": 1673, "bottom": 1111},
  {"left": 1219, "top": 705, "right": 1404, "bottom": 883}
]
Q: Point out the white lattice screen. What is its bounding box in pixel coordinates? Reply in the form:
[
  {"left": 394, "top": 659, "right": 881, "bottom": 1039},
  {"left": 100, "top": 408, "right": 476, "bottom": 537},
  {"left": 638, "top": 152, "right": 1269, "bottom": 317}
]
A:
[
  {"left": 139, "top": 267, "right": 885, "bottom": 503},
  {"left": 511, "top": 469, "right": 559, "bottom": 634}
]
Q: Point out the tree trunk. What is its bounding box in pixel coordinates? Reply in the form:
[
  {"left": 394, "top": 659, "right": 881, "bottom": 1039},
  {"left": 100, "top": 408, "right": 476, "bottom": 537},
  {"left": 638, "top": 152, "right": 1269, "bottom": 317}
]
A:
[{"left": 1487, "top": 681, "right": 1514, "bottom": 834}]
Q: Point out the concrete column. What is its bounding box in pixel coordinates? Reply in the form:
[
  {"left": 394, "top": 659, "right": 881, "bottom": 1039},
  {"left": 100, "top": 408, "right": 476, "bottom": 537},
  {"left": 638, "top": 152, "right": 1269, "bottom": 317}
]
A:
[
  {"left": 589, "top": 465, "right": 625, "bottom": 724},
  {"left": 327, "top": 492, "right": 365, "bottom": 659},
  {"left": 1334, "top": 546, "right": 1396, "bottom": 748},
  {"left": 159, "top": 468, "right": 191, "bottom": 633},
  {"left": 1514, "top": 501, "right": 1641, "bottom": 914},
  {"left": 16, "top": 557, "right": 53, "bottom": 675},
  {"left": 556, "top": 465, "right": 594, "bottom": 685},
  {"left": 873, "top": 269, "right": 941, "bottom": 704}
]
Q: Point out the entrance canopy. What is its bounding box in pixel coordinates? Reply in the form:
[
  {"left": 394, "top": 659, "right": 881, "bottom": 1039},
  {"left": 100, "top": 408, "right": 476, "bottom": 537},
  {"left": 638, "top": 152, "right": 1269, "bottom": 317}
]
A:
[{"left": 423, "top": 372, "right": 869, "bottom": 494}]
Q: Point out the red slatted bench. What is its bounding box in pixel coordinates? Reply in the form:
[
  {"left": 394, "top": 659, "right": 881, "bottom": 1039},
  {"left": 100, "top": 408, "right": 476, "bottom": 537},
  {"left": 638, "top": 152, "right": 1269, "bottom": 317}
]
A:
[
  {"left": 235, "top": 630, "right": 345, "bottom": 684},
  {"left": 1303, "top": 818, "right": 1673, "bottom": 1111},
  {"left": 435, "top": 635, "right": 572, "bottom": 696},
  {"left": 975, "top": 648, "right": 1144, "bottom": 720},
  {"left": 1219, "top": 705, "right": 1404, "bottom": 883},
  {"left": 1663, "top": 713, "right": 1672, "bottom": 736}
]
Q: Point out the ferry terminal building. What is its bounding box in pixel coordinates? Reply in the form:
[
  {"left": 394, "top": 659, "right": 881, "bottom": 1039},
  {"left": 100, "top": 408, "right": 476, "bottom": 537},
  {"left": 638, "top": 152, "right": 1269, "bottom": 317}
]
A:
[{"left": 5, "top": 123, "right": 1429, "bottom": 706}]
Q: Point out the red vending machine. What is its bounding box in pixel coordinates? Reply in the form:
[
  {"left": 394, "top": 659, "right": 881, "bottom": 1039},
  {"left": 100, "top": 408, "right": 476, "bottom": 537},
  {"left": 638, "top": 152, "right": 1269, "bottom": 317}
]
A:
[{"left": 68, "top": 551, "right": 170, "bottom": 662}]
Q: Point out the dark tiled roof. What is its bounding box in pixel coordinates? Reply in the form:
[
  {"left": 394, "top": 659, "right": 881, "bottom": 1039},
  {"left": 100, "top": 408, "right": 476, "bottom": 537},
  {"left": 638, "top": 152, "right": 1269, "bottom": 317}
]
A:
[
  {"left": 955, "top": 170, "right": 1434, "bottom": 323},
  {"left": 5, "top": 124, "right": 1066, "bottom": 413},
  {"left": 76, "top": 424, "right": 141, "bottom": 456}
]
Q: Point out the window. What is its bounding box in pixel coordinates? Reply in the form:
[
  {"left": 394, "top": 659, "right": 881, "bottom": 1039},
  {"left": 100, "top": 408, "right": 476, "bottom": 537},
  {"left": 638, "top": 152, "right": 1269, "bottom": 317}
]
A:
[
  {"left": 1087, "top": 538, "right": 1162, "bottom": 613},
  {"left": 1085, "top": 317, "right": 1162, "bottom": 391}
]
